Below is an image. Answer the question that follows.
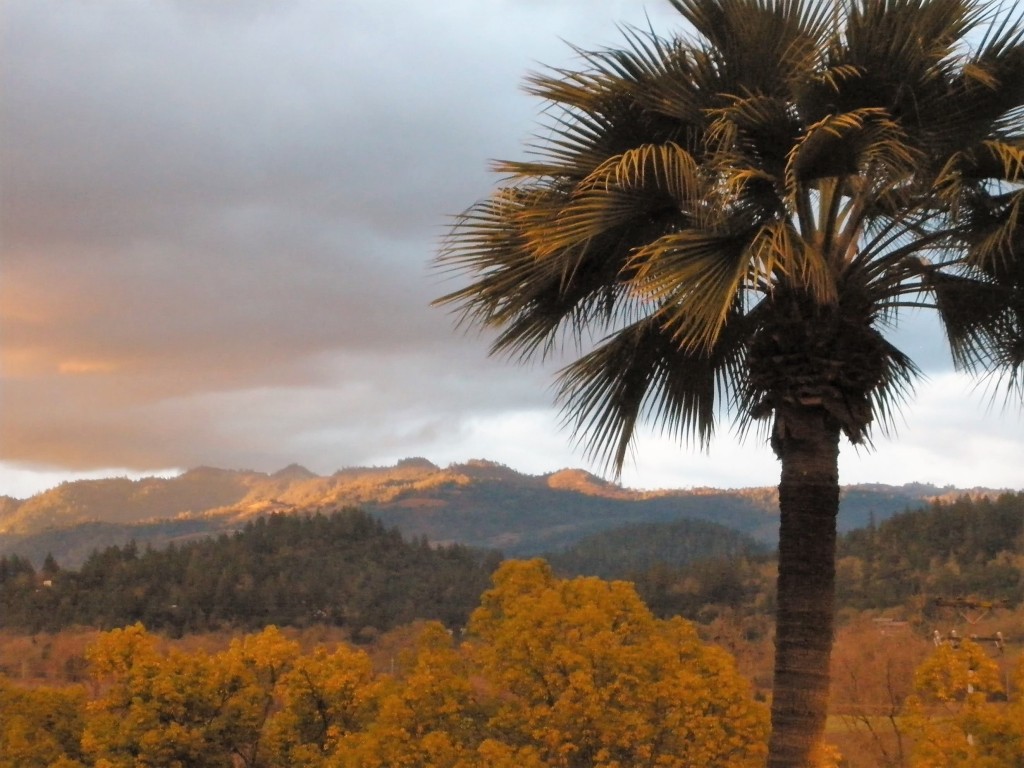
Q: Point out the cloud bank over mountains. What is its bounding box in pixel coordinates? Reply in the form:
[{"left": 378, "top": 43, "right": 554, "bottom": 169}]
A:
[{"left": 1, "top": 1, "right": 1020, "bottom": 496}]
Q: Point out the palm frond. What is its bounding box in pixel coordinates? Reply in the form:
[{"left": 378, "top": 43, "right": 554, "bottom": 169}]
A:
[
  {"left": 756, "top": 218, "right": 837, "bottom": 300},
  {"left": 924, "top": 268, "right": 1014, "bottom": 370},
  {"left": 962, "top": 187, "right": 1024, "bottom": 278},
  {"left": 436, "top": 0, "right": 1024, "bottom": 470},
  {"left": 437, "top": 175, "right": 678, "bottom": 361},
  {"left": 556, "top": 311, "right": 749, "bottom": 474},
  {"left": 978, "top": 139, "right": 1024, "bottom": 181},
  {"left": 627, "top": 227, "right": 756, "bottom": 353},
  {"left": 934, "top": 141, "right": 1022, "bottom": 220},
  {"left": 668, "top": 0, "right": 833, "bottom": 96},
  {"left": 841, "top": 0, "right": 982, "bottom": 92},
  {"left": 786, "top": 108, "right": 921, "bottom": 189},
  {"left": 863, "top": 337, "right": 921, "bottom": 440},
  {"left": 523, "top": 143, "right": 703, "bottom": 258},
  {"left": 705, "top": 93, "right": 803, "bottom": 178}
]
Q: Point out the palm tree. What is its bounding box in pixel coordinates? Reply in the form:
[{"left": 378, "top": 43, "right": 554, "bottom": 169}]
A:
[{"left": 434, "top": 0, "right": 1024, "bottom": 764}]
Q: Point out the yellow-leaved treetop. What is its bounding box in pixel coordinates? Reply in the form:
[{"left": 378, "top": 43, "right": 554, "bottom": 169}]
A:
[
  {"left": 212, "top": 625, "right": 303, "bottom": 768},
  {"left": 331, "top": 622, "right": 489, "bottom": 768},
  {"left": 904, "top": 638, "right": 1024, "bottom": 767},
  {"left": 82, "top": 623, "right": 232, "bottom": 768},
  {"left": 466, "top": 559, "right": 768, "bottom": 768},
  {"left": 82, "top": 623, "right": 312, "bottom": 768},
  {"left": 63, "top": 562, "right": 768, "bottom": 767},
  {"left": 0, "top": 676, "right": 86, "bottom": 768},
  {"left": 263, "top": 643, "right": 377, "bottom": 766}
]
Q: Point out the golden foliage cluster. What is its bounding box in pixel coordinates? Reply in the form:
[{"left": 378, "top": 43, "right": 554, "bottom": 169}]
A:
[
  {"left": 1, "top": 560, "right": 767, "bottom": 768},
  {"left": 904, "top": 639, "right": 1024, "bottom": 767}
]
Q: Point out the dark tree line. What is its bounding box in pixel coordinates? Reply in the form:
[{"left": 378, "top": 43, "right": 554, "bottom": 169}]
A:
[
  {"left": 0, "top": 508, "right": 501, "bottom": 637},
  {"left": 835, "top": 492, "right": 1024, "bottom": 611},
  {"left": 2, "top": 494, "right": 1020, "bottom": 637},
  {"left": 622, "top": 493, "right": 1024, "bottom": 622},
  {"left": 544, "top": 517, "right": 768, "bottom": 580}
]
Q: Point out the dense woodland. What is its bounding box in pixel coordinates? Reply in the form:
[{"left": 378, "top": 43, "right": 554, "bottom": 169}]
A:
[
  {"left": 0, "top": 562, "right": 773, "bottom": 768},
  {"left": 559, "top": 492, "right": 1024, "bottom": 624},
  {"left": 836, "top": 493, "right": 1024, "bottom": 610},
  {"left": 542, "top": 517, "right": 767, "bottom": 579},
  {"left": 1, "top": 493, "right": 1021, "bottom": 638},
  {"left": 0, "top": 563, "right": 1021, "bottom": 767},
  {"left": 0, "top": 509, "right": 499, "bottom": 636}
]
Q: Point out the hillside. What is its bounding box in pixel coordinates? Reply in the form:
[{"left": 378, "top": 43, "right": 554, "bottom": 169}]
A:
[
  {"left": 0, "top": 508, "right": 499, "bottom": 636},
  {"left": 3, "top": 493, "right": 1019, "bottom": 640},
  {"left": 625, "top": 492, "right": 1024, "bottom": 622},
  {"left": 0, "top": 458, "right": 992, "bottom": 567},
  {"left": 543, "top": 518, "right": 768, "bottom": 579},
  {"left": 836, "top": 492, "right": 1024, "bottom": 610}
]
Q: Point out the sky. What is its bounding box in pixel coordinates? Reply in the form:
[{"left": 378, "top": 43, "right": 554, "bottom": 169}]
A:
[{"left": 2, "top": 0, "right": 1022, "bottom": 500}]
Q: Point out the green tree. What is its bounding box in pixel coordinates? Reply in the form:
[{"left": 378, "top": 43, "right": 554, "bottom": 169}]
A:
[{"left": 436, "top": 0, "right": 1024, "bottom": 763}]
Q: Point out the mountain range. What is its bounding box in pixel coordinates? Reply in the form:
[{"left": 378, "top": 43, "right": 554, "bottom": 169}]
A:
[{"left": 0, "top": 458, "right": 995, "bottom": 567}]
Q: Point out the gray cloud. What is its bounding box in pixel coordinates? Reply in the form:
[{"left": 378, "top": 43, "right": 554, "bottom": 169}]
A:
[{"left": 1, "top": 0, "right": 1020, "bottom": 492}]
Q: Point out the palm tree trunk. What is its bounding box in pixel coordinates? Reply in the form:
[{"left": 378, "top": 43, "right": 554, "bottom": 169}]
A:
[{"left": 768, "top": 405, "right": 841, "bottom": 768}]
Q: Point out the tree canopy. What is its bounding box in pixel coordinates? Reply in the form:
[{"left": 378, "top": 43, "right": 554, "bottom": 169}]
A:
[
  {"left": 2, "top": 562, "right": 769, "bottom": 768},
  {"left": 0, "top": 509, "right": 499, "bottom": 636}
]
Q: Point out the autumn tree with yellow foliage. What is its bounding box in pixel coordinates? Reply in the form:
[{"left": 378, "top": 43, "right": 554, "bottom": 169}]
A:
[
  {"left": 332, "top": 560, "right": 769, "bottom": 767},
  {"left": 82, "top": 624, "right": 228, "bottom": 768},
  {"left": 0, "top": 677, "right": 86, "bottom": 768},
  {"left": 904, "top": 639, "right": 1024, "bottom": 767},
  {"left": 263, "top": 643, "right": 377, "bottom": 766},
  {"left": 466, "top": 559, "right": 768, "bottom": 768},
  {"left": 6, "top": 561, "right": 769, "bottom": 767}
]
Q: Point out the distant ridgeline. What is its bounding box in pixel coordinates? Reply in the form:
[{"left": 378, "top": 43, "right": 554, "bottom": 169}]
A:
[
  {"left": 1, "top": 493, "right": 1020, "bottom": 635},
  {"left": 0, "top": 458, "right": 981, "bottom": 568}
]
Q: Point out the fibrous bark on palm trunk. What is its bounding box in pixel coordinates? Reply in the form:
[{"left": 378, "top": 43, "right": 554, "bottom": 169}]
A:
[{"left": 769, "top": 405, "right": 841, "bottom": 767}]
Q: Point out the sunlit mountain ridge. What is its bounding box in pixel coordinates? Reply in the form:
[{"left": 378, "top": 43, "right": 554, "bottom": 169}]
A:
[{"left": 0, "top": 458, "right": 1002, "bottom": 568}]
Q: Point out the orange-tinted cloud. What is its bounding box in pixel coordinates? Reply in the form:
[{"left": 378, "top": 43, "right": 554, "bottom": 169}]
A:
[{"left": 1, "top": 0, "right": 1020, "bottom": 494}]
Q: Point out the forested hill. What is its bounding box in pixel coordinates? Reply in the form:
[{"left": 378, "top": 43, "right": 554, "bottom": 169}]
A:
[
  {"left": 614, "top": 492, "right": 1024, "bottom": 620},
  {"left": 2, "top": 494, "right": 1019, "bottom": 637},
  {"left": 0, "top": 508, "right": 500, "bottom": 636},
  {"left": 0, "top": 458, "right": 983, "bottom": 567},
  {"left": 835, "top": 492, "right": 1024, "bottom": 609},
  {"left": 543, "top": 518, "right": 768, "bottom": 579}
]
